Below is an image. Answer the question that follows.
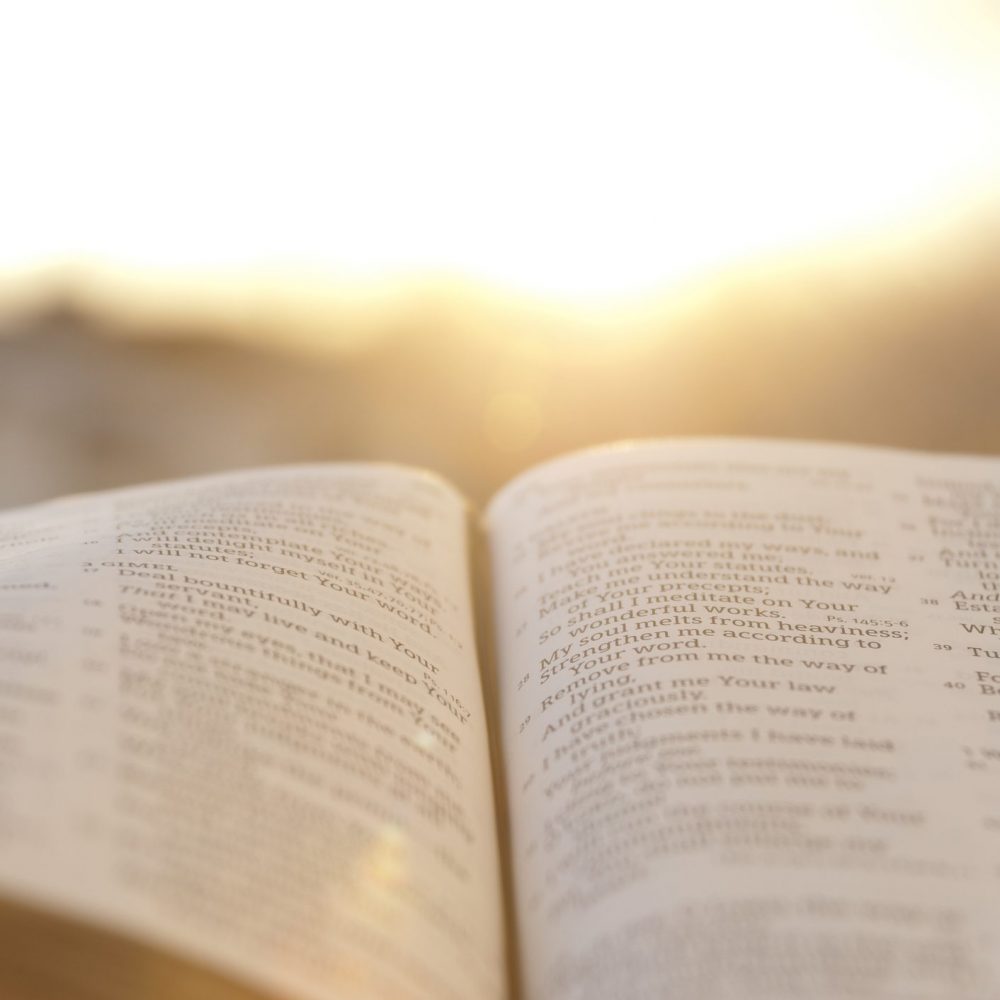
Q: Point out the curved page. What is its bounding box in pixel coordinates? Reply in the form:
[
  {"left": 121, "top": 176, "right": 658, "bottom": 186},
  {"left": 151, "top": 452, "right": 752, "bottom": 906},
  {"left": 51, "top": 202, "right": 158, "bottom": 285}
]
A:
[
  {"left": 487, "top": 439, "right": 1000, "bottom": 1000},
  {"left": 0, "top": 466, "right": 504, "bottom": 1000}
]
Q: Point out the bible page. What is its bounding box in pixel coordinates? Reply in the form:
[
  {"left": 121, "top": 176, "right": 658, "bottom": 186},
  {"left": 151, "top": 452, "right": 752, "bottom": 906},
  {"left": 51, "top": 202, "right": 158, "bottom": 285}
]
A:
[
  {"left": 487, "top": 439, "right": 1000, "bottom": 1000},
  {"left": 0, "top": 466, "right": 504, "bottom": 1000}
]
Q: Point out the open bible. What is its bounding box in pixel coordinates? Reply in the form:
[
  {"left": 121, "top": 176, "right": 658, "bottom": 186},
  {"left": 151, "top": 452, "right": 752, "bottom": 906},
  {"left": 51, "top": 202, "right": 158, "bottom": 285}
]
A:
[{"left": 1, "top": 439, "right": 998, "bottom": 1000}]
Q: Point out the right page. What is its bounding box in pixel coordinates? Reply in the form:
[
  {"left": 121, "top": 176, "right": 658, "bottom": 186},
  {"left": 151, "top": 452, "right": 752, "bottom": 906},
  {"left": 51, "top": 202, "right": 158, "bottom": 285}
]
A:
[{"left": 486, "top": 439, "right": 1000, "bottom": 1000}]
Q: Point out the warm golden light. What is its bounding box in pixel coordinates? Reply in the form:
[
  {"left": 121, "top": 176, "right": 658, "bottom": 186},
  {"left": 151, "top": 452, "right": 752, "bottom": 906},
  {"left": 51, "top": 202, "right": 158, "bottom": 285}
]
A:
[
  {"left": 484, "top": 390, "right": 543, "bottom": 452},
  {"left": 1, "top": 2, "right": 998, "bottom": 302}
]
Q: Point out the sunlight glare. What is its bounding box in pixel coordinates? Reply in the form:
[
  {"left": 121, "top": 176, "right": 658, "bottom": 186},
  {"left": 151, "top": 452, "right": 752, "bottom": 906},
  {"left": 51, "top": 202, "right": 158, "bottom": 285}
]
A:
[{"left": 1, "top": 1, "right": 998, "bottom": 301}]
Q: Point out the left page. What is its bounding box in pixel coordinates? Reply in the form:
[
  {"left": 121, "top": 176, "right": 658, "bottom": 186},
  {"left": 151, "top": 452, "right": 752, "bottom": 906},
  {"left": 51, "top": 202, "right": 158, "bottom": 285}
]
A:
[{"left": 0, "top": 466, "right": 504, "bottom": 1000}]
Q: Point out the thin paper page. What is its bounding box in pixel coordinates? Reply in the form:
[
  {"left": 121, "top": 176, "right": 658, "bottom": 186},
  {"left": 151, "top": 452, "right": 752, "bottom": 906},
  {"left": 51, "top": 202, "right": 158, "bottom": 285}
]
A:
[
  {"left": 487, "top": 440, "right": 1000, "bottom": 1000},
  {"left": 0, "top": 466, "right": 504, "bottom": 1000}
]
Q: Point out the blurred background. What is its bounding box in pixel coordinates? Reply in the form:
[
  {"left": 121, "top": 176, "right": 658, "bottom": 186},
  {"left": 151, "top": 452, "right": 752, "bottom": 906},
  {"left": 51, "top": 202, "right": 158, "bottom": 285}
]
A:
[{"left": 1, "top": 0, "right": 999, "bottom": 509}]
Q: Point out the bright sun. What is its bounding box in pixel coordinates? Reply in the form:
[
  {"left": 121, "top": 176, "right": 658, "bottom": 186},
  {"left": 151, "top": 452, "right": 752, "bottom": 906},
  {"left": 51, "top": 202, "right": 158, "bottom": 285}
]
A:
[{"left": 2, "top": 1, "right": 999, "bottom": 302}]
